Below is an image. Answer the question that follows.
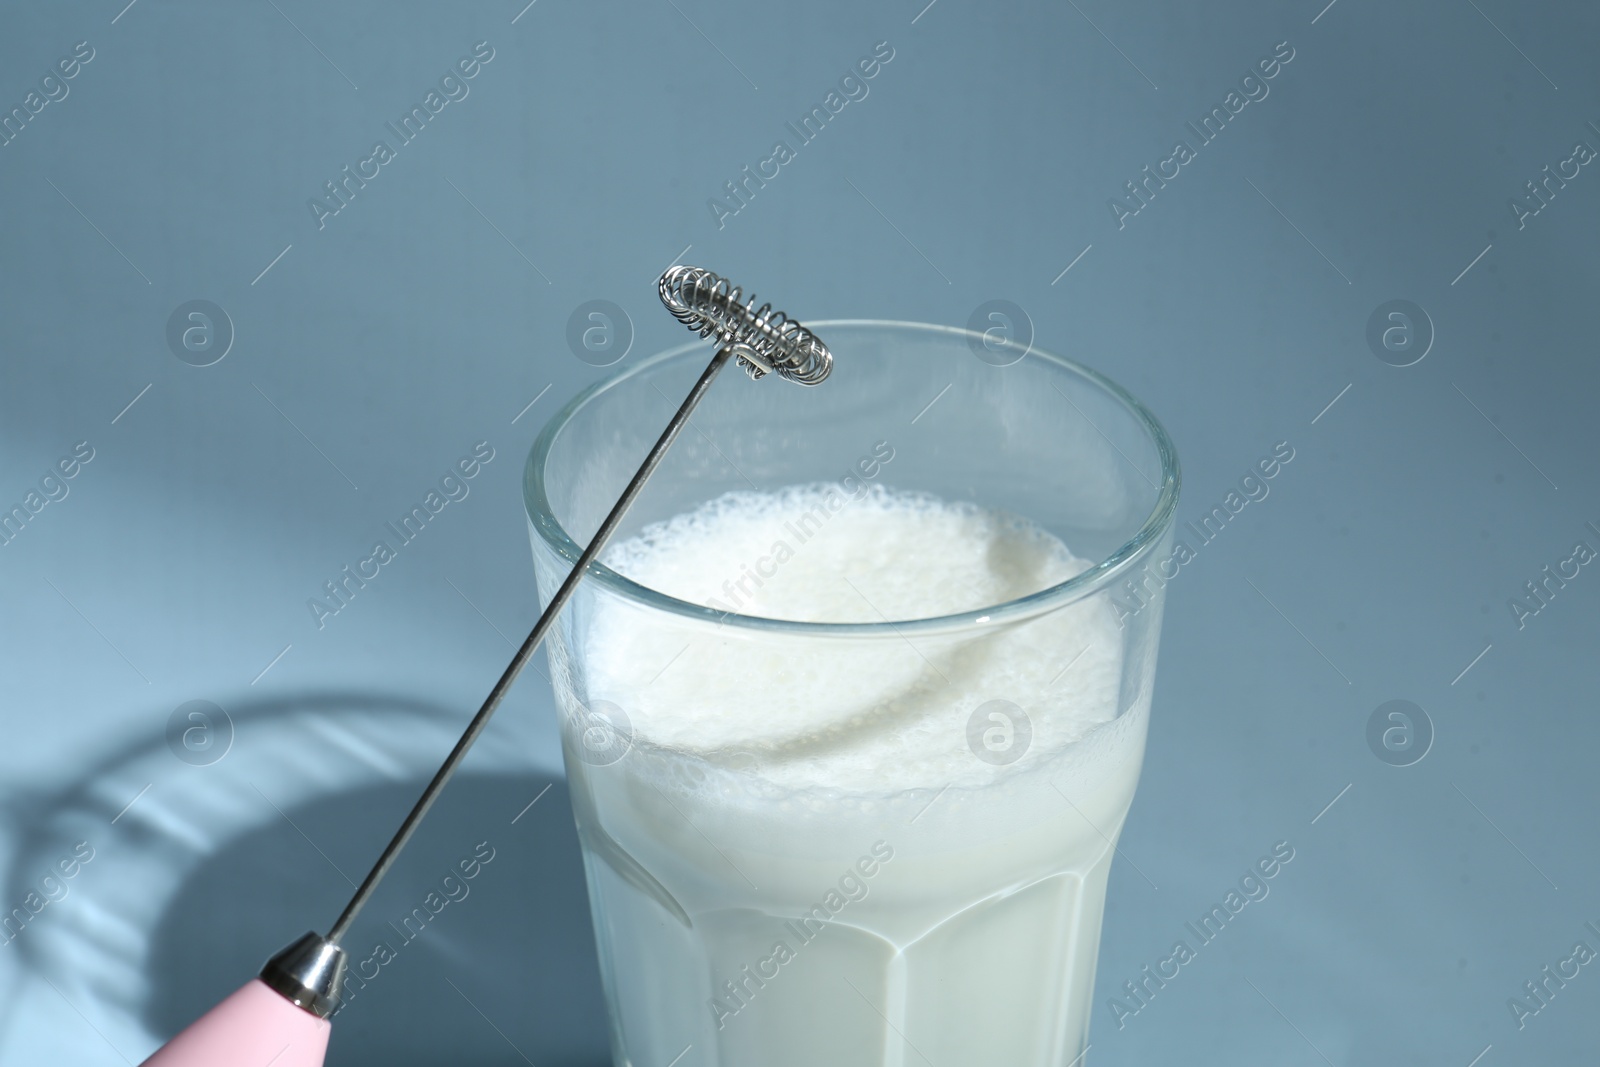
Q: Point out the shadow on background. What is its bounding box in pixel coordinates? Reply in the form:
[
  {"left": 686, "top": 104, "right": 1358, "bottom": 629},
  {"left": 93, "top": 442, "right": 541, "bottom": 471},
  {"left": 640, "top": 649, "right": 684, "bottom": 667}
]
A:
[
  {"left": 144, "top": 772, "right": 610, "bottom": 1066},
  {"left": 3, "top": 691, "right": 610, "bottom": 1066}
]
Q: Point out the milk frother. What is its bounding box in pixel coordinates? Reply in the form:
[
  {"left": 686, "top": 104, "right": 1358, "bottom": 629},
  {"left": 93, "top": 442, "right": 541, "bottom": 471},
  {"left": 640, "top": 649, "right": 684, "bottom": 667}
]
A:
[{"left": 136, "top": 268, "right": 832, "bottom": 1067}]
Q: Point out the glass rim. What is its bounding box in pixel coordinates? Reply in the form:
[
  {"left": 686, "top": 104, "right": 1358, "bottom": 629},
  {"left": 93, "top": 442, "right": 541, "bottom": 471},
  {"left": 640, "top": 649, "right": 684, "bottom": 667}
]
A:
[{"left": 524, "top": 318, "right": 1182, "bottom": 637}]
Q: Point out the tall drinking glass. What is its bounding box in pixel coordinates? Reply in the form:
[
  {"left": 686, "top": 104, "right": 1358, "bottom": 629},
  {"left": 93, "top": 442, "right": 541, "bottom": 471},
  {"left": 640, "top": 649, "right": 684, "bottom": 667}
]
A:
[{"left": 525, "top": 321, "right": 1179, "bottom": 1067}]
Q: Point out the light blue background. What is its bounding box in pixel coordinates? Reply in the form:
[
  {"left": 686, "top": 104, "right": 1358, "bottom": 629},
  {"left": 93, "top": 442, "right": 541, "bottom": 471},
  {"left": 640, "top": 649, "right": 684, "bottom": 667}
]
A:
[{"left": 2, "top": 0, "right": 1597, "bottom": 1063}]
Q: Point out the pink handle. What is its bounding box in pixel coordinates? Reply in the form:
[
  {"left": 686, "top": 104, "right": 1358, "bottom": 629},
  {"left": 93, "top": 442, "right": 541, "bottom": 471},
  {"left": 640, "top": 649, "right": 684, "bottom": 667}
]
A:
[{"left": 139, "top": 979, "right": 331, "bottom": 1067}]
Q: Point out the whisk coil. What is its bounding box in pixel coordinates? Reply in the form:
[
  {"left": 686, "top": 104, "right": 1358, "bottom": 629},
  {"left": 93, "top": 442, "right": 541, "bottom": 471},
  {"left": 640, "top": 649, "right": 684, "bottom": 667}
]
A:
[{"left": 657, "top": 266, "right": 832, "bottom": 386}]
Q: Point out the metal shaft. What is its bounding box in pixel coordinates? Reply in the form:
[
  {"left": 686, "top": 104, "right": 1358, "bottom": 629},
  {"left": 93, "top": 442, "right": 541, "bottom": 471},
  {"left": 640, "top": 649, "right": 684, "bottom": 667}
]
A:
[{"left": 327, "top": 345, "right": 734, "bottom": 943}]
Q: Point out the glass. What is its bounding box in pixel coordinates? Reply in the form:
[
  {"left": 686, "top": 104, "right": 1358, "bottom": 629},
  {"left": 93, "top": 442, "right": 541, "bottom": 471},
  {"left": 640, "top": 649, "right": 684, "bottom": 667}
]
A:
[{"left": 525, "top": 321, "right": 1180, "bottom": 1067}]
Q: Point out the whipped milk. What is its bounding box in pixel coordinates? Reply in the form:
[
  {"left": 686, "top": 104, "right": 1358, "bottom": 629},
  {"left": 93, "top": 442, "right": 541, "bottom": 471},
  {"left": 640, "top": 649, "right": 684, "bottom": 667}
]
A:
[{"left": 553, "top": 485, "right": 1148, "bottom": 1066}]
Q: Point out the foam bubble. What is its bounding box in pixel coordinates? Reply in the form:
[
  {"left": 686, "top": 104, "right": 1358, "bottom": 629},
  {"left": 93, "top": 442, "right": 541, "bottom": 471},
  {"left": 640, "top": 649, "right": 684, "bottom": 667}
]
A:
[{"left": 587, "top": 484, "right": 1124, "bottom": 794}]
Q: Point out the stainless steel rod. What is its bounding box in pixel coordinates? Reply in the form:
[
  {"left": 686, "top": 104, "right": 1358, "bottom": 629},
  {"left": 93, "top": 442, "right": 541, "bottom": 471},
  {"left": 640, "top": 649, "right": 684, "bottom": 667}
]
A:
[{"left": 327, "top": 345, "right": 734, "bottom": 943}]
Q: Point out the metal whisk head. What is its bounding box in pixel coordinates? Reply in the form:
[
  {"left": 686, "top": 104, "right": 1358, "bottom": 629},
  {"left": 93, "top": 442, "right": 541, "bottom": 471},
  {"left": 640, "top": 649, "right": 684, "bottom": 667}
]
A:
[{"left": 658, "top": 265, "right": 833, "bottom": 386}]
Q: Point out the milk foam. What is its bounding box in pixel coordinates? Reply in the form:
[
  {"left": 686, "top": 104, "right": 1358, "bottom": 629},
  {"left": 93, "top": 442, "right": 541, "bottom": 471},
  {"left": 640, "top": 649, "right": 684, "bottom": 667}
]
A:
[{"left": 590, "top": 484, "right": 1124, "bottom": 794}]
